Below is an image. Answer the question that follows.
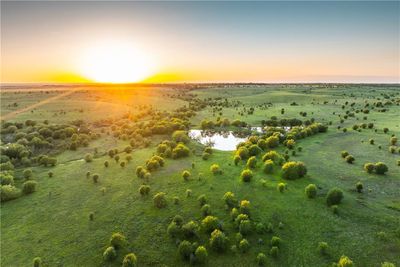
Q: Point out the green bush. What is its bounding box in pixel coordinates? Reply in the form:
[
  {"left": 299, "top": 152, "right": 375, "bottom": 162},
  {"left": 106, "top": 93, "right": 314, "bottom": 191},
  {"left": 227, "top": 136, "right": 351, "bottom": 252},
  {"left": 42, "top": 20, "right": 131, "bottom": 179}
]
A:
[
  {"left": 201, "top": 204, "right": 211, "bottom": 217},
  {"left": 195, "top": 246, "right": 208, "bottom": 264},
  {"left": 345, "top": 155, "right": 355, "bottom": 164},
  {"left": 277, "top": 183, "right": 285, "bottom": 193},
  {"left": 182, "top": 170, "right": 191, "bottom": 181},
  {"left": 202, "top": 216, "right": 220, "bottom": 233},
  {"left": 270, "top": 246, "right": 279, "bottom": 258},
  {"left": 234, "top": 214, "right": 249, "bottom": 227},
  {"left": 230, "top": 208, "right": 239, "bottom": 221},
  {"left": 341, "top": 151, "right": 349, "bottom": 158},
  {"left": 271, "top": 236, "right": 281, "bottom": 247},
  {"left": 240, "top": 169, "right": 253, "bottom": 182},
  {"left": 122, "top": 253, "right": 137, "bottom": 267},
  {"left": 198, "top": 194, "right": 207, "bottom": 206},
  {"left": 153, "top": 192, "right": 167, "bottom": 208},
  {"left": 381, "top": 262, "right": 396, "bottom": 267},
  {"left": 167, "top": 222, "right": 181, "bottom": 238},
  {"left": 139, "top": 185, "right": 150, "bottom": 196},
  {"left": 305, "top": 184, "right": 317, "bottom": 198},
  {"left": 202, "top": 152, "right": 211, "bottom": 160},
  {"left": 103, "top": 246, "right": 117, "bottom": 261},
  {"left": 236, "top": 147, "right": 249, "bottom": 160},
  {"left": 110, "top": 232, "right": 127, "bottom": 249},
  {"left": 317, "top": 242, "right": 328, "bottom": 255},
  {"left": 337, "top": 255, "right": 354, "bottom": 267},
  {"left": 23, "top": 169, "right": 33, "bottom": 179},
  {"left": 238, "top": 238, "right": 250, "bottom": 253},
  {"left": 239, "top": 200, "right": 250, "bottom": 215},
  {"left": 234, "top": 155, "right": 241, "bottom": 166},
  {"left": 255, "top": 222, "right": 265, "bottom": 234},
  {"left": 375, "top": 162, "right": 388, "bottom": 174},
  {"left": 1, "top": 172, "right": 14, "bottom": 185},
  {"left": 246, "top": 156, "right": 257, "bottom": 169},
  {"left": 172, "top": 130, "right": 190, "bottom": 143},
  {"left": 182, "top": 221, "right": 199, "bottom": 238},
  {"left": 178, "top": 240, "right": 192, "bottom": 260},
  {"left": 0, "top": 185, "right": 21, "bottom": 202},
  {"left": 239, "top": 220, "right": 252, "bottom": 235},
  {"left": 326, "top": 188, "right": 344, "bottom": 206},
  {"left": 33, "top": 257, "right": 42, "bottom": 267},
  {"left": 223, "top": 191, "right": 237, "bottom": 208},
  {"left": 256, "top": 253, "right": 267, "bottom": 266},
  {"left": 364, "top": 163, "right": 375, "bottom": 173},
  {"left": 22, "top": 180, "right": 37, "bottom": 194},
  {"left": 84, "top": 153, "right": 93, "bottom": 163},
  {"left": 263, "top": 160, "right": 274, "bottom": 174},
  {"left": 210, "top": 164, "right": 222, "bottom": 175},
  {"left": 281, "top": 161, "right": 307, "bottom": 180},
  {"left": 209, "top": 229, "right": 228, "bottom": 252},
  {"left": 356, "top": 182, "right": 363, "bottom": 193},
  {"left": 92, "top": 174, "right": 99, "bottom": 183},
  {"left": 172, "top": 144, "right": 190, "bottom": 158}
]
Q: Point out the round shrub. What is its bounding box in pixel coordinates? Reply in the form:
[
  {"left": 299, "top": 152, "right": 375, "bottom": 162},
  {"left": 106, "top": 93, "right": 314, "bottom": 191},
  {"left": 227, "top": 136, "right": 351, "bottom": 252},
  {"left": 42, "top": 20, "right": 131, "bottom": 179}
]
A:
[
  {"left": 356, "top": 182, "right": 363, "bottom": 193},
  {"left": 238, "top": 238, "right": 250, "bottom": 253},
  {"left": 182, "top": 221, "right": 199, "bottom": 239},
  {"left": 286, "top": 139, "right": 296, "bottom": 149},
  {"left": 249, "top": 144, "right": 262, "bottom": 156},
  {"left": 317, "top": 241, "right": 328, "bottom": 255},
  {"left": 33, "top": 257, "right": 42, "bottom": 267},
  {"left": 178, "top": 240, "right": 193, "bottom": 259},
  {"left": 239, "top": 200, "right": 250, "bottom": 215},
  {"left": 153, "top": 192, "right": 167, "bottom": 208},
  {"left": 22, "top": 180, "right": 37, "bottom": 194},
  {"left": 210, "top": 164, "right": 222, "bottom": 175},
  {"left": 305, "top": 184, "right": 317, "bottom": 198},
  {"left": 201, "top": 204, "right": 211, "bottom": 217},
  {"left": 270, "top": 246, "right": 279, "bottom": 258},
  {"left": 240, "top": 169, "right": 253, "bottom": 182},
  {"left": 255, "top": 222, "right": 265, "bottom": 234},
  {"left": 257, "top": 253, "right": 267, "bottom": 266},
  {"left": 0, "top": 185, "right": 21, "bottom": 202},
  {"left": 173, "top": 215, "right": 184, "bottom": 226},
  {"left": 234, "top": 155, "right": 241, "bottom": 166},
  {"left": 186, "top": 189, "right": 192, "bottom": 198},
  {"left": 326, "top": 187, "right": 344, "bottom": 206},
  {"left": 48, "top": 171, "right": 53, "bottom": 178},
  {"left": 84, "top": 153, "right": 93, "bottom": 163},
  {"left": 92, "top": 174, "right": 99, "bottom": 183},
  {"left": 172, "top": 130, "right": 190, "bottom": 143},
  {"left": 195, "top": 246, "right": 208, "bottom": 264},
  {"left": 182, "top": 170, "right": 191, "bottom": 181},
  {"left": 239, "top": 220, "right": 252, "bottom": 235},
  {"left": 223, "top": 191, "right": 237, "bottom": 208},
  {"left": 263, "top": 160, "right": 274, "bottom": 174},
  {"left": 277, "top": 183, "right": 285, "bottom": 193},
  {"left": 103, "top": 246, "right": 117, "bottom": 261},
  {"left": 209, "top": 229, "right": 228, "bottom": 252},
  {"left": 246, "top": 156, "right": 257, "bottom": 169},
  {"left": 271, "top": 236, "right": 281, "bottom": 247},
  {"left": 375, "top": 162, "right": 388, "bottom": 174},
  {"left": 230, "top": 208, "right": 239, "bottom": 221},
  {"left": 345, "top": 155, "right": 355, "bottom": 164},
  {"left": 281, "top": 161, "right": 307, "bottom": 180},
  {"left": 23, "top": 169, "right": 33, "bottom": 179},
  {"left": 390, "top": 136, "right": 398, "bottom": 145},
  {"left": 110, "top": 232, "right": 127, "bottom": 249},
  {"left": 236, "top": 147, "right": 249, "bottom": 160},
  {"left": 198, "top": 194, "right": 207, "bottom": 206},
  {"left": 173, "top": 196, "right": 180, "bottom": 204},
  {"left": 202, "top": 216, "right": 220, "bottom": 233},
  {"left": 337, "top": 255, "right": 354, "bottom": 267},
  {"left": 364, "top": 163, "right": 375, "bottom": 173},
  {"left": 122, "top": 253, "right": 137, "bottom": 267},
  {"left": 234, "top": 213, "right": 249, "bottom": 227},
  {"left": 341, "top": 151, "right": 349, "bottom": 158},
  {"left": 120, "top": 161, "right": 126, "bottom": 168},
  {"left": 167, "top": 222, "right": 181, "bottom": 238},
  {"left": 139, "top": 185, "right": 150, "bottom": 196},
  {"left": 202, "top": 152, "right": 211, "bottom": 160}
]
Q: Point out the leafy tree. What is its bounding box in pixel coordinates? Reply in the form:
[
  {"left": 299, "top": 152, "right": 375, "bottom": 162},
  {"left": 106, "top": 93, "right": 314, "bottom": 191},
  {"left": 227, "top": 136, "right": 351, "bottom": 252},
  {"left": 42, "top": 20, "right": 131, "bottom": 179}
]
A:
[
  {"left": 209, "top": 229, "right": 228, "bottom": 252},
  {"left": 202, "top": 216, "right": 220, "bottom": 233},
  {"left": 194, "top": 246, "right": 208, "bottom": 264}
]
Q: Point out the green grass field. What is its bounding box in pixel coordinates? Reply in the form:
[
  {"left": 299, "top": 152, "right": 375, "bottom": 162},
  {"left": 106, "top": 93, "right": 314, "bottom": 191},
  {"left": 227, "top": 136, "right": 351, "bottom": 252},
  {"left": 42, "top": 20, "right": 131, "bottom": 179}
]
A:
[{"left": 1, "top": 84, "right": 399, "bottom": 267}]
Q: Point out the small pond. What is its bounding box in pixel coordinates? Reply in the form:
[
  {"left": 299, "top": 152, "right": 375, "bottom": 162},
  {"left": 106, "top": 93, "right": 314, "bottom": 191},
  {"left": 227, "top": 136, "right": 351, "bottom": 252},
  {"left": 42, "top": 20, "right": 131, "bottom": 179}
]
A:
[
  {"left": 189, "top": 126, "right": 295, "bottom": 151},
  {"left": 189, "top": 129, "right": 255, "bottom": 151}
]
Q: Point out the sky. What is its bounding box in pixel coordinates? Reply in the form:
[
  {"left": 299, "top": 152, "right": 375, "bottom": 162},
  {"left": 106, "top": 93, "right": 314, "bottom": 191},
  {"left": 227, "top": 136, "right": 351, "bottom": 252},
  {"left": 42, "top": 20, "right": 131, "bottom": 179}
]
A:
[{"left": 1, "top": 1, "right": 399, "bottom": 83}]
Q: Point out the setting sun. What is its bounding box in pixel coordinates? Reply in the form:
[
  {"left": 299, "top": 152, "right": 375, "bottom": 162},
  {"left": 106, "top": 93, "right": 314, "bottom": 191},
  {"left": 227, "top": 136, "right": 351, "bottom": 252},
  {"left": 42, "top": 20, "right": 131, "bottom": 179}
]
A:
[{"left": 79, "top": 41, "right": 155, "bottom": 83}]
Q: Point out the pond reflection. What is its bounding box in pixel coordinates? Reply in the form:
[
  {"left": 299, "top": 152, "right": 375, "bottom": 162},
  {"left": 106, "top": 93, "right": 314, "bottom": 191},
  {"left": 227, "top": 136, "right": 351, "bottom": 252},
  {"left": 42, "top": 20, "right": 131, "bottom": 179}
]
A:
[{"left": 189, "top": 129, "right": 251, "bottom": 151}]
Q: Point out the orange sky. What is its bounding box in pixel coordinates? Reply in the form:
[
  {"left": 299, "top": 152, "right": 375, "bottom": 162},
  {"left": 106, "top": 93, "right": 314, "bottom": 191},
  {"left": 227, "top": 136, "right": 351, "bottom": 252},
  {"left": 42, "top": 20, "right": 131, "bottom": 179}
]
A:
[{"left": 1, "top": 2, "right": 399, "bottom": 83}]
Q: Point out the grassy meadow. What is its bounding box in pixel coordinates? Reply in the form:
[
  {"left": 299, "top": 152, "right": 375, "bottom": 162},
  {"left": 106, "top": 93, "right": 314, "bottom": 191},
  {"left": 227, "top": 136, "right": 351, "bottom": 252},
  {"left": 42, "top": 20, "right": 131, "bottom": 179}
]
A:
[{"left": 1, "top": 84, "right": 399, "bottom": 267}]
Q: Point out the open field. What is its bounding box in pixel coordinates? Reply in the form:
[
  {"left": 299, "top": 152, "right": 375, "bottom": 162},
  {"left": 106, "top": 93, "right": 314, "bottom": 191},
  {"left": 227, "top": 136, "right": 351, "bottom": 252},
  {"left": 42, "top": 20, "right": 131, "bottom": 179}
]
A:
[{"left": 1, "top": 84, "right": 399, "bottom": 267}]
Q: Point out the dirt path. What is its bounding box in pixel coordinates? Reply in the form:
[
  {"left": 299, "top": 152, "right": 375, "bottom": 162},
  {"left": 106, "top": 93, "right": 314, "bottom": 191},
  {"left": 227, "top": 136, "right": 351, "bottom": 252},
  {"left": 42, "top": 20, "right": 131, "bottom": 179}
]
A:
[{"left": 0, "top": 88, "right": 80, "bottom": 121}]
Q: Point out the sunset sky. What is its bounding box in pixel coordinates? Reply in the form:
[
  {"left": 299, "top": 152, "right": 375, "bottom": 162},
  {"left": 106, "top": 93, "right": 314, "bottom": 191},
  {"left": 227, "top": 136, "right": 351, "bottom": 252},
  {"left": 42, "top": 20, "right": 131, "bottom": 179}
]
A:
[{"left": 1, "top": 1, "right": 399, "bottom": 83}]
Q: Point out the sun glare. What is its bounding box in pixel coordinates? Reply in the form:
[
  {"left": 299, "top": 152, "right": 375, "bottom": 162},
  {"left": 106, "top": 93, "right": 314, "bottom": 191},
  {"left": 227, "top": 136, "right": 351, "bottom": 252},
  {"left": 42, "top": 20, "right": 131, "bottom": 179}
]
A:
[{"left": 79, "top": 41, "right": 155, "bottom": 83}]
